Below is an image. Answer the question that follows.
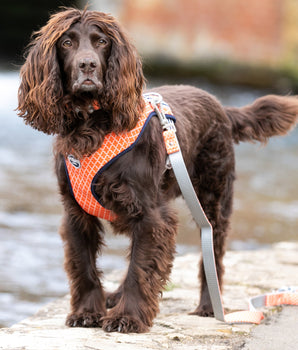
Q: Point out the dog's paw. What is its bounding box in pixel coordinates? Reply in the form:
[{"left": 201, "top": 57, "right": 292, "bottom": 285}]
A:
[
  {"left": 105, "top": 291, "right": 122, "bottom": 309},
  {"left": 189, "top": 304, "right": 214, "bottom": 317},
  {"left": 66, "top": 312, "right": 104, "bottom": 327},
  {"left": 102, "top": 314, "right": 149, "bottom": 333}
]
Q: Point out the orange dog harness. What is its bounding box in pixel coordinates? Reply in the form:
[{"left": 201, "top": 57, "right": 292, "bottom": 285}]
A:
[{"left": 65, "top": 94, "right": 175, "bottom": 221}]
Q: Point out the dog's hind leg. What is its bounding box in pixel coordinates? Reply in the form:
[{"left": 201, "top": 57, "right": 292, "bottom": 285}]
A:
[
  {"left": 189, "top": 134, "right": 235, "bottom": 317},
  {"left": 190, "top": 197, "right": 233, "bottom": 317}
]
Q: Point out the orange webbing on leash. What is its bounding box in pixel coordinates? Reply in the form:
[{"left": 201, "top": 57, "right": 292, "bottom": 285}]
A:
[
  {"left": 225, "top": 288, "right": 298, "bottom": 324},
  {"left": 163, "top": 129, "right": 180, "bottom": 154},
  {"left": 224, "top": 311, "right": 264, "bottom": 324},
  {"left": 265, "top": 291, "right": 298, "bottom": 307}
]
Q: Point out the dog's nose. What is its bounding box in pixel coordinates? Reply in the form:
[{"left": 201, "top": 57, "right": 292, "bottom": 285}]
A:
[{"left": 78, "top": 57, "right": 97, "bottom": 72}]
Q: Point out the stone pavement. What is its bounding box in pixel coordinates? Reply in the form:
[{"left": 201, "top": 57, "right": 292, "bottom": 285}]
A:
[{"left": 0, "top": 242, "right": 297, "bottom": 350}]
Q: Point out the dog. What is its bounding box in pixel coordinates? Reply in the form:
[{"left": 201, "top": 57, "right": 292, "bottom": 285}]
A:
[{"left": 17, "top": 8, "right": 298, "bottom": 333}]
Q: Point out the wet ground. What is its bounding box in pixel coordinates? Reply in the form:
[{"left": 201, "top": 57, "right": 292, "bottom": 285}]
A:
[{"left": 0, "top": 71, "right": 297, "bottom": 327}]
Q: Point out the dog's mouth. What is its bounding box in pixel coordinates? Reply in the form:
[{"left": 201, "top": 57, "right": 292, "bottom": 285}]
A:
[
  {"left": 72, "top": 77, "right": 103, "bottom": 94},
  {"left": 81, "top": 79, "right": 97, "bottom": 91}
]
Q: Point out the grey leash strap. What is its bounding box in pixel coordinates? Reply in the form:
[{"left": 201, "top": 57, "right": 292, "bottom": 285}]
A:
[
  {"left": 150, "top": 93, "right": 225, "bottom": 322},
  {"left": 168, "top": 148, "right": 225, "bottom": 322}
]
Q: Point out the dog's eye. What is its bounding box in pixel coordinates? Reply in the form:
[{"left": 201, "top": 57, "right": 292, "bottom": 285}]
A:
[
  {"left": 97, "top": 38, "right": 107, "bottom": 46},
  {"left": 62, "top": 39, "right": 72, "bottom": 48}
]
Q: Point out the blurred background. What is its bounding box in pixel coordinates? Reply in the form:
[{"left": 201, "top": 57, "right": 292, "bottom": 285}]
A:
[{"left": 0, "top": 0, "right": 297, "bottom": 328}]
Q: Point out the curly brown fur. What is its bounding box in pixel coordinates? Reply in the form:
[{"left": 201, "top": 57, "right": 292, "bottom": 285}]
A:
[{"left": 17, "top": 8, "right": 298, "bottom": 333}]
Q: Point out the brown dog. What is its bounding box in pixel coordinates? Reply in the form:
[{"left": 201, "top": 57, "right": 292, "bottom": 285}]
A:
[{"left": 17, "top": 8, "right": 298, "bottom": 333}]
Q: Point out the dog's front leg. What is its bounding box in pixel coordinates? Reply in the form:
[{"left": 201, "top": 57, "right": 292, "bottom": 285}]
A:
[
  {"left": 59, "top": 202, "right": 107, "bottom": 327},
  {"left": 102, "top": 204, "right": 177, "bottom": 333}
]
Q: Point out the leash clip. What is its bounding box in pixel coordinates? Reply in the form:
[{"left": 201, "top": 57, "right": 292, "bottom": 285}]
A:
[
  {"left": 148, "top": 93, "right": 176, "bottom": 132},
  {"left": 165, "top": 156, "right": 172, "bottom": 170}
]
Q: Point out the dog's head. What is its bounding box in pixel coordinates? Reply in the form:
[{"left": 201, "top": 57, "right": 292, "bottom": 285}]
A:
[
  {"left": 57, "top": 20, "right": 110, "bottom": 97},
  {"left": 17, "top": 8, "right": 145, "bottom": 135}
]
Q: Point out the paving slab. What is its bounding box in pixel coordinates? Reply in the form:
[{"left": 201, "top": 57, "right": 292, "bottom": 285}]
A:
[{"left": 0, "top": 242, "right": 297, "bottom": 350}]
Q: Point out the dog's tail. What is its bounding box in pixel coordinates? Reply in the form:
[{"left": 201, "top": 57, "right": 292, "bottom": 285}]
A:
[{"left": 225, "top": 95, "right": 298, "bottom": 143}]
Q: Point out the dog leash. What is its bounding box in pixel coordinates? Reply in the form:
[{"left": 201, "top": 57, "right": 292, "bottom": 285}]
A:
[{"left": 148, "top": 92, "right": 298, "bottom": 324}]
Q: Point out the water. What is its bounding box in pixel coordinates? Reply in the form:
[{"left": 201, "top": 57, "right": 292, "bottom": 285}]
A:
[{"left": 0, "top": 71, "right": 297, "bottom": 327}]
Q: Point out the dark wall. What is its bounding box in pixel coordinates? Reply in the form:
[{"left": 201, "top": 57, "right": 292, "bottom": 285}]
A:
[{"left": 0, "top": 0, "right": 78, "bottom": 68}]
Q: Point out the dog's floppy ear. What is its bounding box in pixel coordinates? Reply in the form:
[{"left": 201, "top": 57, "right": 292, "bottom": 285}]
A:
[
  {"left": 17, "top": 40, "right": 64, "bottom": 134},
  {"left": 99, "top": 16, "right": 145, "bottom": 132},
  {"left": 17, "top": 9, "right": 82, "bottom": 135}
]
